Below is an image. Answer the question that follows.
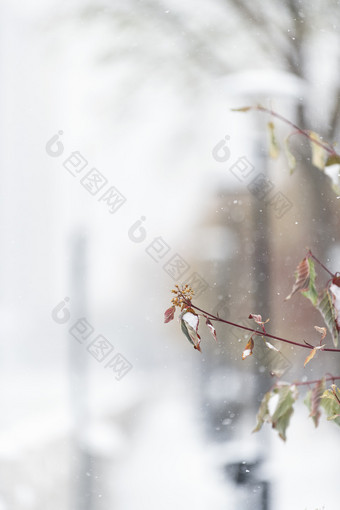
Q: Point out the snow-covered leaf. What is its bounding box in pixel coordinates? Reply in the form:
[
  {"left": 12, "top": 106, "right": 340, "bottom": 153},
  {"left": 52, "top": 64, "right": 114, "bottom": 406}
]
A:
[
  {"left": 242, "top": 336, "right": 254, "bottom": 360},
  {"left": 206, "top": 318, "right": 217, "bottom": 342},
  {"left": 325, "top": 154, "right": 340, "bottom": 195},
  {"left": 264, "top": 340, "right": 279, "bottom": 351},
  {"left": 253, "top": 385, "right": 298, "bottom": 440},
  {"left": 180, "top": 309, "right": 201, "bottom": 352}
]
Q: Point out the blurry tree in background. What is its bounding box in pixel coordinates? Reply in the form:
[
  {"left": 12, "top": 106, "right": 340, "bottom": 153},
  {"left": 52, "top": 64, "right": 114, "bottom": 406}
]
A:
[
  {"left": 71, "top": 0, "right": 340, "bottom": 261},
  {"left": 76, "top": 0, "right": 340, "bottom": 132},
  {"left": 45, "top": 0, "right": 340, "bottom": 507},
  {"left": 69, "top": 0, "right": 340, "bottom": 437}
]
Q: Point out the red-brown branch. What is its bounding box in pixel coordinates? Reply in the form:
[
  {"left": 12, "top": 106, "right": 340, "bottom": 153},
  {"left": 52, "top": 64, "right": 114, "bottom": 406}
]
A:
[
  {"left": 293, "top": 376, "right": 340, "bottom": 387},
  {"left": 182, "top": 299, "right": 340, "bottom": 353},
  {"left": 254, "top": 105, "right": 338, "bottom": 156},
  {"left": 182, "top": 249, "right": 339, "bottom": 352},
  {"left": 308, "top": 249, "right": 335, "bottom": 278}
]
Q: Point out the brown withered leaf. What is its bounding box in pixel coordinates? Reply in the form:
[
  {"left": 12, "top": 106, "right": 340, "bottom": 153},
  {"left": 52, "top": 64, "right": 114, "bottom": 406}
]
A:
[
  {"left": 285, "top": 256, "right": 310, "bottom": 301},
  {"left": 242, "top": 336, "right": 254, "bottom": 360},
  {"left": 249, "top": 313, "right": 269, "bottom": 333},
  {"left": 231, "top": 106, "right": 251, "bottom": 112},
  {"left": 310, "top": 378, "right": 326, "bottom": 427},
  {"left": 332, "top": 274, "right": 340, "bottom": 287},
  {"left": 164, "top": 305, "right": 176, "bottom": 323},
  {"left": 304, "top": 344, "right": 325, "bottom": 368},
  {"left": 314, "top": 326, "right": 327, "bottom": 340},
  {"left": 304, "top": 348, "right": 316, "bottom": 367}
]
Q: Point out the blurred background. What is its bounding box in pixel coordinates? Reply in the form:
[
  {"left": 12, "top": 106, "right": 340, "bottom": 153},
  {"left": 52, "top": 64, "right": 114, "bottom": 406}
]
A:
[{"left": 0, "top": 0, "right": 340, "bottom": 508}]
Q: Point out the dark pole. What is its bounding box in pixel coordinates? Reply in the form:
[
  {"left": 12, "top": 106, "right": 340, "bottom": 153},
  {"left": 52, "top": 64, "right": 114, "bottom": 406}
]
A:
[{"left": 68, "top": 231, "right": 93, "bottom": 510}]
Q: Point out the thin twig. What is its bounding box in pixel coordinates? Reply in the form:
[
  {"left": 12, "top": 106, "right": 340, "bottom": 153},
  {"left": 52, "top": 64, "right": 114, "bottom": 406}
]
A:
[
  {"left": 182, "top": 299, "right": 340, "bottom": 353},
  {"left": 308, "top": 249, "right": 335, "bottom": 278},
  {"left": 254, "top": 105, "right": 338, "bottom": 156},
  {"left": 293, "top": 376, "right": 340, "bottom": 387}
]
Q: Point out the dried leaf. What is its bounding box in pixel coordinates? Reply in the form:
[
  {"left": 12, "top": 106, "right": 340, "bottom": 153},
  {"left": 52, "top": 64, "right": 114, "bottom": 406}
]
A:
[
  {"left": 267, "top": 122, "right": 279, "bottom": 159},
  {"left": 310, "top": 378, "right": 326, "bottom": 426},
  {"left": 253, "top": 385, "right": 298, "bottom": 440},
  {"left": 248, "top": 313, "right": 269, "bottom": 333},
  {"left": 314, "top": 326, "right": 327, "bottom": 340},
  {"left": 285, "top": 256, "right": 311, "bottom": 301},
  {"left": 231, "top": 106, "right": 251, "bottom": 112},
  {"left": 308, "top": 131, "right": 327, "bottom": 170},
  {"left": 317, "top": 289, "right": 339, "bottom": 347},
  {"left": 304, "top": 348, "right": 317, "bottom": 367},
  {"left": 206, "top": 318, "right": 217, "bottom": 341},
  {"left": 248, "top": 313, "right": 263, "bottom": 323},
  {"left": 242, "top": 336, "right": 254, "bottom": 360},
  {"left": 284, "top": 134, "right": 297, "bottom": 174},
  {"left": 303, "top": 345, "right": 325, "bottom": 368},
  {"left": 304, "top": 377, "right": 325, "bottom": 427},
  {"left": 180, "top": 309, "right": 201, "bottom": 352},
  {"left": 164, "top": 305, "right": 176, "bottom": 323},
  {"left": 264, "top": 340, "right": 279, "bottom": 352}
]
